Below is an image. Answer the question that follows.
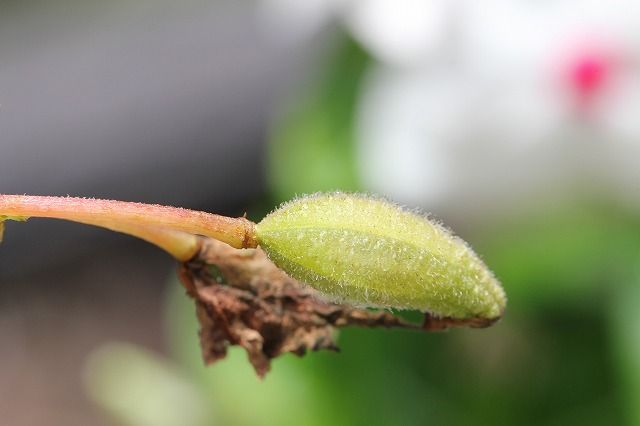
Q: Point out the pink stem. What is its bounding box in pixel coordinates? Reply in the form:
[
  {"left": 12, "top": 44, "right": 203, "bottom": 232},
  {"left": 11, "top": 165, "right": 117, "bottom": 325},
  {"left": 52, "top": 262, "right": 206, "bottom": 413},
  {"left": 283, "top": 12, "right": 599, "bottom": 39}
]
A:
[{"left": 0, "top": 195, "right": 257, "bottom": 261}]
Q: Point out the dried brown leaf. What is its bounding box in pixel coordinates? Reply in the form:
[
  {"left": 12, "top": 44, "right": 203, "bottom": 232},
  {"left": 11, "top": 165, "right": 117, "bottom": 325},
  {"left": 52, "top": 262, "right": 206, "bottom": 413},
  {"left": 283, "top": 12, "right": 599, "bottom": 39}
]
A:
[{"left": 178, "top": 238, "right": 490, "bottom": 377}]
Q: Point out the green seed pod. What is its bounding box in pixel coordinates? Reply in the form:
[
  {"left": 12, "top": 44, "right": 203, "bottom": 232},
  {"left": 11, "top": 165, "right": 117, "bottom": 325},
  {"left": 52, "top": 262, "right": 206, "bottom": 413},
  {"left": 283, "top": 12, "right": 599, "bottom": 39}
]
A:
[{"left": 255, "top": 193, "right": 505, "bottom": 322}]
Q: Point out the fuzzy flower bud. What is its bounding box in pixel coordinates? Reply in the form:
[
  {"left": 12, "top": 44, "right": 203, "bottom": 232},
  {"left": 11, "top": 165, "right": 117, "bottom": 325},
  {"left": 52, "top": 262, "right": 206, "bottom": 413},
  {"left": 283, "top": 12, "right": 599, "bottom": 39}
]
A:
[{"left": 256, "top": 193, "right": 505, "bottom": 321}]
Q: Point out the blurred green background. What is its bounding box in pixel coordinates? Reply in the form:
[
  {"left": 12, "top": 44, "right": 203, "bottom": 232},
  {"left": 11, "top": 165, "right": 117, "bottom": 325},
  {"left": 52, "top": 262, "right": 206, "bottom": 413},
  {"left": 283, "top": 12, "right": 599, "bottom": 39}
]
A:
[{"left": 3, "top": 1, "right": 640, "bottom": 425}]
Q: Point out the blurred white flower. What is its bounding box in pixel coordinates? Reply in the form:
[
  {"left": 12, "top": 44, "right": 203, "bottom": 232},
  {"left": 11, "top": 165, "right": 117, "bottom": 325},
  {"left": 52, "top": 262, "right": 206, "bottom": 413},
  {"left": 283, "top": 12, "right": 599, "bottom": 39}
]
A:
[
  {"left": 258, "top": 0, "right": 640, "bottom": 216},
  {"left": 343, "top": 0, "right": 448, "bottom": 66},
  {"left": 355, "top": 0, "right": 640, "bottom": 217}
]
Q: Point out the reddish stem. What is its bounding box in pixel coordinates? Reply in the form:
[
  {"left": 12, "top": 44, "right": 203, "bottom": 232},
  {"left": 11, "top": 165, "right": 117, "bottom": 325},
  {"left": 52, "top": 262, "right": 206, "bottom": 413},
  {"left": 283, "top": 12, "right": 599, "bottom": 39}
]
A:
[{"left": 0, "top": 195, "right": 257, "bottom": 261}]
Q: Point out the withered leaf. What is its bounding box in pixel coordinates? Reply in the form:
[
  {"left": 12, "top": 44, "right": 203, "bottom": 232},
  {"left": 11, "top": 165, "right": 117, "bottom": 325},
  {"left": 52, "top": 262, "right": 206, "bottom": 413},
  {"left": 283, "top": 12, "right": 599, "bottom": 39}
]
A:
[{"left": 178, "top": 238, "right": 492, "bottom": 378}]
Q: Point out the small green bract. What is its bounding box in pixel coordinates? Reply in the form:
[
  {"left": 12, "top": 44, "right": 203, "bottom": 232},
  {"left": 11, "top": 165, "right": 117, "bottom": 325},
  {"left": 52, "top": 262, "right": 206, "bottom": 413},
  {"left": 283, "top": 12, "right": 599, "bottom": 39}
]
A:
[
  {"left": 256, "top": 193, "right": 506, "bottom": 321},
  {"left": 0, "top": 215, "right": 28, "bottom": 243}
]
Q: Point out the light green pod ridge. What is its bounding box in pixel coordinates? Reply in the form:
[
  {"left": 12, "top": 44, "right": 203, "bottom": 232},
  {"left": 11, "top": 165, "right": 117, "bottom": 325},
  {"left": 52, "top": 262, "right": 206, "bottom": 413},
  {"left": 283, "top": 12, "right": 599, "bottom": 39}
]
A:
[{"left": 255, "top": 193, "right": 505, "bottom": 321}]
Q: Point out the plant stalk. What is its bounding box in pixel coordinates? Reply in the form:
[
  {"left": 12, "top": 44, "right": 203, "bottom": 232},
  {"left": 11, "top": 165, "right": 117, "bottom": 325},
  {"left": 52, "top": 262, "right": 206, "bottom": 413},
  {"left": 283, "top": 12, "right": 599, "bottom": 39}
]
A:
[{"left": 0, "top": 195, "right": 257, "bottom": 261}]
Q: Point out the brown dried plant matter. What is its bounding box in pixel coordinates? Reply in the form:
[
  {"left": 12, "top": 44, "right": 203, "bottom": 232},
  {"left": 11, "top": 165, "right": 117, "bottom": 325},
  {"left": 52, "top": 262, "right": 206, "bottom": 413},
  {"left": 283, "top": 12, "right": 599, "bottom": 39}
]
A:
[{"left": 178, "top": 238, "right": 495, "bottom": 378}]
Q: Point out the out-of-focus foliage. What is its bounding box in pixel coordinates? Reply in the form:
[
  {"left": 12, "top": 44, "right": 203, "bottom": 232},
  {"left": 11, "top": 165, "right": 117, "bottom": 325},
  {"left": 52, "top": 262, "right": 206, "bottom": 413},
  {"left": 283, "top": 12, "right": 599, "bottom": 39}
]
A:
[
  {"left": 267, "top": 36, "right": 368, "bottom": 202},
  {"left": 84, "top": 343, "right": 213, "bottom": 426},
  {"left": 479, "top": 204, "right": 640, "bottom": 310},
  {"left": 611, "top": 262, "right": 640, "bottom": 426}
]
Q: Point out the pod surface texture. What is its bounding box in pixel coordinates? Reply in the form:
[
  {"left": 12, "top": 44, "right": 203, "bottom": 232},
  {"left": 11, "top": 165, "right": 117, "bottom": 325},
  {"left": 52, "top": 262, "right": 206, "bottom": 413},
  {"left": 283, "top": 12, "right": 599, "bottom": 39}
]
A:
[{"left": 256, "top": 193, "right": 505, "bottom": 320}]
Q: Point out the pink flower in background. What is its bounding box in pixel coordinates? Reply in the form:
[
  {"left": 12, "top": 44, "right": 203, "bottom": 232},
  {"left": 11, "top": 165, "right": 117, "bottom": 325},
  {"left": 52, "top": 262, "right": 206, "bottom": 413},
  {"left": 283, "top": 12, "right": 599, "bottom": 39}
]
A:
[
  {"left": 355, "top": 0, "right": 640, "bottom": 218},
  {"left": 259, "top": 0, "right": 640, "bottom": 218},
  {"left": 566, "top": 45, "right": 616, "bottom": 110}
]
